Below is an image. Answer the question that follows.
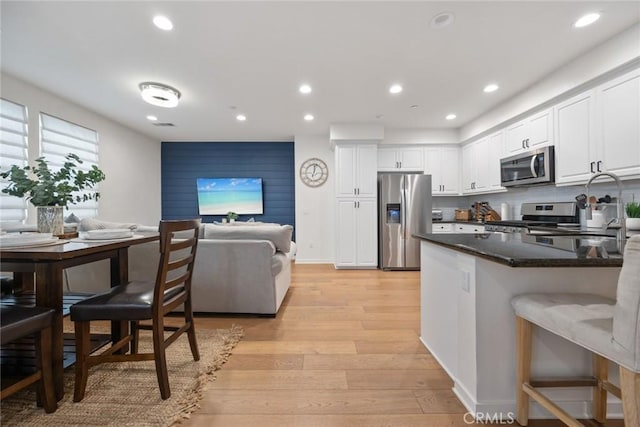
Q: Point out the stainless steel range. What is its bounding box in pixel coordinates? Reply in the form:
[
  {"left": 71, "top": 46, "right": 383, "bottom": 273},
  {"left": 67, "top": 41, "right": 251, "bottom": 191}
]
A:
[{"left": 484, "top": 202, "right": 579, "bottom": 233}]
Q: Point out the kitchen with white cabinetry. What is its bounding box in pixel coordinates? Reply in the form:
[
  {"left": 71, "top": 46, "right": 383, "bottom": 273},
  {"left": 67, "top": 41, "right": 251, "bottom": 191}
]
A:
[{"left": 377, "top": 146, "right": 424, "bottom": 172}]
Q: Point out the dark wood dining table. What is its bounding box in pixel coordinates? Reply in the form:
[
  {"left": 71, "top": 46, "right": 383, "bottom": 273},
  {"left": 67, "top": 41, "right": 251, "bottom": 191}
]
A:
[{"left": 0, "top": 232, "right": 159, "bottom": 400}]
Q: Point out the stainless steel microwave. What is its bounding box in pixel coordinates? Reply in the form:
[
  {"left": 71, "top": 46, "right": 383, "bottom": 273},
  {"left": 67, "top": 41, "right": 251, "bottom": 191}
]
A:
[{"left": 500, "top": 146, "right": 555, "bottom": 187}]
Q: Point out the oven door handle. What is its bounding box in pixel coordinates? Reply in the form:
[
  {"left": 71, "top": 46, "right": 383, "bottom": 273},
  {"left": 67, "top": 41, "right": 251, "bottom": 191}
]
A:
[{"left": 530, "top": 155, "right": 538, "bottom": 178}]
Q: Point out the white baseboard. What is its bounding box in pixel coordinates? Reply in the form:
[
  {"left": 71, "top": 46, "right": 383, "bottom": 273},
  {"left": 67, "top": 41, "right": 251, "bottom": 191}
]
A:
[{"left": 293, "top": 259, "right": 333, "bottom": 264}]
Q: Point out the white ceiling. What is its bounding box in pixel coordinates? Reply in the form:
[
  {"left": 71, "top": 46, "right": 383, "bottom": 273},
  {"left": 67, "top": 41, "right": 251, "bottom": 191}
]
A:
[{"left": 1, "top": 1, "right": 639, "bottom": 142}]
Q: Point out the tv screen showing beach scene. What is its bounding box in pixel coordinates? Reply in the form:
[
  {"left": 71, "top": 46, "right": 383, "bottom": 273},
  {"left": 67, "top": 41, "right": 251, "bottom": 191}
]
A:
[{"left": 197, "top": 178, "right": 264, "bottom": 215}]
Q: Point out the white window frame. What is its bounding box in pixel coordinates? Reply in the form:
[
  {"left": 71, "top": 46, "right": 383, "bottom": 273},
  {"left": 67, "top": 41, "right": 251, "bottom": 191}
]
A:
[
  {"left": 40, "top": 113, "right": 100, "bottom": 219},
  {"left": 0, "top": 98, "right": 29, "bottom": 223}
]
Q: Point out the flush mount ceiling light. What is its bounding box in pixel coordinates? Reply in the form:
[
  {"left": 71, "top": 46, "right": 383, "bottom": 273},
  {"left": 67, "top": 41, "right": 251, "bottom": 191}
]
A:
[
  {"left": 139, "top": 82, "right": 181, "bottom": 108},
  {"left": 153, "top": 15, "right": 173, "bottom": 31},
  {"left": 483, "top": 83, "right": 499, "bottom": 93},
  {"left": 299, "top": 84, "right": 312, "bottom": 94},
  {"left": 574, "top": 12, "right": 601, "bottom": 28},
  {"left": 389, "top": 84, "right": 403, "bottom": 94},
  {"left": 430, "top": 12, "right": 455, "bottom": 29},
  {"left": 445, "top": 114, "right": 457, "bottom": 120}
]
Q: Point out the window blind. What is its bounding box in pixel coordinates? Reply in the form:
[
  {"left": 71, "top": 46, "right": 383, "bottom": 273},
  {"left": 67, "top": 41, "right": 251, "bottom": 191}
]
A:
[
  {"left": 0, "top": 98, "right": 29, "bottom": 222},
  {"left": 40, "top": 113, "right": 100, "bottom": 219}
]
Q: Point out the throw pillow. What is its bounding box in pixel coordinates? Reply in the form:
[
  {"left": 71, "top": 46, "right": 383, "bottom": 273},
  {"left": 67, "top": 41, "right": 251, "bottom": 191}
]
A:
[{"left": 203, "top": 224, "right": 293, "bottom": 253}]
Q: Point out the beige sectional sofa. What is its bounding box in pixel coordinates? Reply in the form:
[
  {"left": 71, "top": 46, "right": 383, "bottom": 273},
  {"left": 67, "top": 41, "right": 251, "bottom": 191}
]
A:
[{"left": 65, "top": 222, "right": 296, "bottom": 316}]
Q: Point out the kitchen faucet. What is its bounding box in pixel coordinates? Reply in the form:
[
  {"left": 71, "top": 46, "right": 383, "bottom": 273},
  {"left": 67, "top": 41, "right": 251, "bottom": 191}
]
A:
[{"left": 585, "top": 171, "right": 627, "bottom": 251}]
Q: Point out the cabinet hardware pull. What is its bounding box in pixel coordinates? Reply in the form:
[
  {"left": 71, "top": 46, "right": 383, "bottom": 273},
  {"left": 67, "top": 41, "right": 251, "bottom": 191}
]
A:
[
  {"left": 597, "top": 160, "right": 603, "bottom": 172},
  {"left": 590, "top": 162, "right": 595, "bottom": 173},
  {"left": 354, "top": 188, "right": 356, "bottom": 195}
]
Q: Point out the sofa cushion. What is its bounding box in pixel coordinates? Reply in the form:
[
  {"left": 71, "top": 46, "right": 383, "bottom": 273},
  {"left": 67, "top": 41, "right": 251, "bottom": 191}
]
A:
[
  {"left": 203, "top": 224, "right": 293, "bottom": 253},
  {"left": 79, "top": 218, "right": 137, "bottom": 231}
]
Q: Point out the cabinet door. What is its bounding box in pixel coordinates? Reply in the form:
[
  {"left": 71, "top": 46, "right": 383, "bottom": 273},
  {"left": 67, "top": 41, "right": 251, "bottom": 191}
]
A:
[
  {"left": 527, "top": 109, "right": 553, "bottom": 149},
  {"left": 335, "top": 199, "right": 357, "bottom": 267},
  {"left": 597, "top": 68, "right": 640, "bottom": 178},
  {"left": 554, "top": 91, "right": 596, "bottom": 184},
  {"left": 424, "top": 147, "right": 443, "bottom": 193},
  {"left": 433, "top": 223, "right": 454, "bottom": 233},
  {"left": 461, "top": 143, "right": 475, "bottom": 193},
  {"left": 377, "top": 148, "right": 399, "bottom": 171},
  {"left": 355, "top": 145, "right": 378, "bottom": 197},
  {"left": 398, "top": 148, "right": 424, "bottom": 171},
  {"left": 487, "top": 131, "right": 504, "bottom": 190},
  {"left": 355, "top": 199, "right": 378, "bottom": 266},
  {"left": 335, "top": 145, "right": 356, "bottom": 197},
  {"left": 504, "top": 121, "right": 527, "bottom": 155},
  {"left": 439, "top": 147, "right": 460, "bottom": 194},
  {"left": 473, "top": 138, "right": 490, "bottom": 192}
]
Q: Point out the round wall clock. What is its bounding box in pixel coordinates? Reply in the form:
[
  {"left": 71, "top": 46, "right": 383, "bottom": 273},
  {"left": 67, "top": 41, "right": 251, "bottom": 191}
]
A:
[{"left": 300, "top": 157, "right": 328, "bottom": 187}]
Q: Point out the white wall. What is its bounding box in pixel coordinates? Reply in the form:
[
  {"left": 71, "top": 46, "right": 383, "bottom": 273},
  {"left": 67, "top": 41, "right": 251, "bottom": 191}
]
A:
[
  {"left": 1, "top": 73, "right": 161, "bottom": 225},
  {"left": 460, "top": 24, "right": 640, "bottom": 142},
  {"left": 293, "top": 134, "right": 335, "bottom": 263}
]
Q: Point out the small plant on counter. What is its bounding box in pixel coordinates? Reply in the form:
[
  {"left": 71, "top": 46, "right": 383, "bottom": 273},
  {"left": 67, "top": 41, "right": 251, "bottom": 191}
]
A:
[
  {"left": 626, "top": 201, "right": 640, "bottom": 218},
  {"left": 226, "top": 211, "right": 239, "bottom": 221}
]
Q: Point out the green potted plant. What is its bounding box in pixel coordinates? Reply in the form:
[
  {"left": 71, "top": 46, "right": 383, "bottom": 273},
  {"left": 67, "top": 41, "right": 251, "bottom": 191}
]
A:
[
  {"left": 226, "top": 211, "right": 239, "bottom": 223},
  {"left": 626, "top": 201, "right": 640, "bottom": 230},
  {"left": 0, "top": 153, "right": 106, "bottom": 235}
]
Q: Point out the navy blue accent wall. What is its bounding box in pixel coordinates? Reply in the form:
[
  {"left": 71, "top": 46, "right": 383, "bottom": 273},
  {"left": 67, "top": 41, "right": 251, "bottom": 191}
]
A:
[{"left": 161, "top": 142, "right": 295, "bottom": 231}]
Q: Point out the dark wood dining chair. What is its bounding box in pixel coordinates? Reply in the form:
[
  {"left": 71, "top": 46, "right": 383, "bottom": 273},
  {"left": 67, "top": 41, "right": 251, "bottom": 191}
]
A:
[
  {"left": 0, "top": 305, "right": 57, "bottom": 413},
  {"left": 70, "top": 219, "right": 201, "bottom": 401}
]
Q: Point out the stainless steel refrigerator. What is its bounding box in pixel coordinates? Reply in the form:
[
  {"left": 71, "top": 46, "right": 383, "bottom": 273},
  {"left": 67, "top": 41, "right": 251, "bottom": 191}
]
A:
[{"left": 378, "top": 173, "right": 432, "bottom": 270}]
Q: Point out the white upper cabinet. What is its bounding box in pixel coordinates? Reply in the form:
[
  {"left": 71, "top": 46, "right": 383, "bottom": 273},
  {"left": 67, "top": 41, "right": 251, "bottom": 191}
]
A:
[
  {"left": 335, "top": 144, "right": 378, "bottom": 197},
  {"left": 461, "top": 131, "right": 505, "bottom": 195},
  {"left": 555, "top": 68, "right": 640, "bottom": 185},
  {"left": 504, "top": 109, "right": 553, "bottom": 156},
  {"left": 424, "top": 146, "right": 459, "bottom": 195},
  {"left": 596, "top": 68, "right": 640, "bottom": 179},
  {"left": 377, "top": 146, "right": 424, "bottom": 171},
  {"left": 554, "top": 90, "right": 597, "bottom": 184}
]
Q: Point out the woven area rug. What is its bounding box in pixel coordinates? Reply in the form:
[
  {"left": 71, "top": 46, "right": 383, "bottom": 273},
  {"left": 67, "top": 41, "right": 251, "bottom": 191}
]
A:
[{"left": 1, "top": 325, "right": 243, "bottom": 426}]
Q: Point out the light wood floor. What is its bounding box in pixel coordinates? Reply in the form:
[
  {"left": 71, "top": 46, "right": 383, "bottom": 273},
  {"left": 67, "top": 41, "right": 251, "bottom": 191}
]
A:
[{"left": 181, "top": 264, "right": 625, "bottom": 427}]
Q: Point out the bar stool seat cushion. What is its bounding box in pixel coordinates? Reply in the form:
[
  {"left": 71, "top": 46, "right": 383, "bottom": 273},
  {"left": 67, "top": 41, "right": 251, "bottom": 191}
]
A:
[{"left": 510, "top": 293, "right": 639, "bottom": 371}]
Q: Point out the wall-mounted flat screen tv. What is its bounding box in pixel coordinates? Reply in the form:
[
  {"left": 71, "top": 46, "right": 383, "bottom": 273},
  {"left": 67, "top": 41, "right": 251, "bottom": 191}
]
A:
[{"left": 197, "top": 178, "right": 264, "bottom": 215}]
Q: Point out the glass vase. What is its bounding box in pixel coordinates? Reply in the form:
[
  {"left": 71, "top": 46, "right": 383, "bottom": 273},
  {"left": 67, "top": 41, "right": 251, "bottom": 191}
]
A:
[{"left": 37, "top": 206, "right": 64, "bottom": 235}]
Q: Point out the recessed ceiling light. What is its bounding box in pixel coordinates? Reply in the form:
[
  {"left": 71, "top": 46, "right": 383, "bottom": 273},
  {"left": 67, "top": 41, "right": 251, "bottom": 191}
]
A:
[
  {"left": 139, "top": 82, "right": 181, "bottom": 108},
  {"left": 304, "top": 114, "right": 314, "bottom": 121},
  {"left": 299, "top": 84, "right": 312, "bottom": 94},
  {"left": 445, "top": 114, "right": 457, "bottom": 120},
  {"left": 153, "top": 15, "right": 173, "bottom": 31},
  {"left": 483, "top": 83, "right": 499, "bottom": 93},
  {"left": 389, "top": 84, "right": 403, "bottom": 94},
  {"left": 430, "top": 12, "right": 455, "bottom": 29},
  {"left": 236, "top": 114, "right": 247, "bottom": 121},
  {"left": 146, "top": 115, "right": 158, "bottom": 121},
  {"left": 574, "top": 12, "right": 601, "bottom": 28}
]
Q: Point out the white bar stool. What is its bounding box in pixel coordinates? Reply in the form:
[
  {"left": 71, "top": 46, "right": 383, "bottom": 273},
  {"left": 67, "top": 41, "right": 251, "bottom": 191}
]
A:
[{"left": 511, "top": 235, "right": 639, "bottom": 426}]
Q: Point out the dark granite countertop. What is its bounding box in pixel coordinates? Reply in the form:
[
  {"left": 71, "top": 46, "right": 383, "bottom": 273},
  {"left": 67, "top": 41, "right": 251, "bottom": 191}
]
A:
[{"left": 414, "top": 232, "right": 625, "bottom": 267}]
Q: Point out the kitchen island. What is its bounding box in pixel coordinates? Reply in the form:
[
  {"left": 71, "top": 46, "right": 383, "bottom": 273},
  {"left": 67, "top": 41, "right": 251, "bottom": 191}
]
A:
[{"left": 415, "top": 231, "right": 624, "bottom": 420}]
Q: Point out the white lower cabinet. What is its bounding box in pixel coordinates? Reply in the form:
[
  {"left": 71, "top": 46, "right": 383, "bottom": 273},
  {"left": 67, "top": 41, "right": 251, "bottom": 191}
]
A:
[
  {"left": 334, "top": 198, "right": 377, "bottom": 268},
  {"left": 433, "top": 223, "right": 454, "bottom": 233},
  {"left": 455, "top": 223, "right": 485, "bottom": 233}
]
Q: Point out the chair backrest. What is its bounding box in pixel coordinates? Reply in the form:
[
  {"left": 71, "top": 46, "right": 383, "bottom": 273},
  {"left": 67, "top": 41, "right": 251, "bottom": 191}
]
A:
[
  {"left": 153, "top": 219, "right": 201, "bottom": 315},
  {"left": 613, "top": 234, "right": 640, "bottom": 372}
]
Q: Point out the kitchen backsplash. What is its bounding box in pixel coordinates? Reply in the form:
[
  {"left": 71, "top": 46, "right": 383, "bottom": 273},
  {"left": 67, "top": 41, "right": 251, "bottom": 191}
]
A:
[{"left": 434, "top": 178, "right": 640, "bottom": 221}]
